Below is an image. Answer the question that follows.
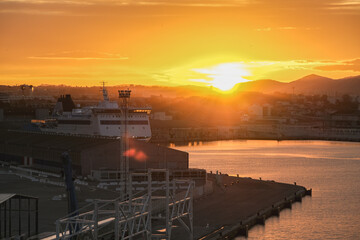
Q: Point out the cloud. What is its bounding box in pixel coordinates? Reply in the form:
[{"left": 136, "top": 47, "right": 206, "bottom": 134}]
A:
[
  {"left": 2, "top": 0, "right": 360, "bottom": 18},
  {"left": 1, "top": 0, "right": 94, "bottom": 5},
  {"left": 0, "top": 0, "right": 255, "bottom": 17},
  {"left": 255, "top": 27, "right": 272, "bottom": 31},
  {"left": 134, "top": 1, "right": 251, "bottom": 7},
  {"left": 254, "top": 27, "right": 297, "bottom": 32},
  {"left": 1, "top": 0, "right": 253, "bottom": 7},
  {"left": 1, "top": 0, "right": 360, "bottom": 13},
  {"left": 324, "top": 0, "right": 360, "bottom": 13},
  {"left": 0, "top": 9, "right": 68, "bottom": 15},
  {"left": 328, "top": 0, "right": 360, "bottom": 8},
  {"left": 242, "top": 59, "right": 360, "bottom": 76},
  {"left": 278, "top": 27, "right": 296, "bottom": 30},
  {"left": 28, "top": 51, "right": 128, "bottom": 60},
  {"left": 28, "top": 56, "right": 128, "bottom": 60},
  {"left": 186, "top": 59, "right": 360, "bottom": 85},
  {"left": 314, "top": 59, "right": 360, "bottom": 72}
]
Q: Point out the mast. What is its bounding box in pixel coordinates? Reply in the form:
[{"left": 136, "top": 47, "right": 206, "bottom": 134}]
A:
[{"left": 101, "top": 81, "right": 109, "bottom": 101}]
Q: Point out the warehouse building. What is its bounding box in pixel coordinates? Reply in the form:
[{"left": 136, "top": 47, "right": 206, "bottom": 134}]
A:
[{"left": 0, "top": 130, "right": 188, "bottom": 176}]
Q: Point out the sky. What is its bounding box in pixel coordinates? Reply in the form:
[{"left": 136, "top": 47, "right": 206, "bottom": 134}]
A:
[{"left": 0, "top": 0, "right": 360, "bottom": 90}]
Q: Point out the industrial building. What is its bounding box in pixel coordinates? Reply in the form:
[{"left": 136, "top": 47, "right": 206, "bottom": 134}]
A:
[
  {"left": 0, "top": 130, "right": 189, "bottom": 176},
  {"left": 0, "top": 193, "right": 38, "bottom": 239}
]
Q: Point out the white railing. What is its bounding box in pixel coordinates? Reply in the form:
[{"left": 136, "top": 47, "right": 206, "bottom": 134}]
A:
[
  {"left": 55, "top": 195, "right": 152, "bottom": 240},
  {"left": 53, "top": 169, "right": 194, "bottom": 240}
]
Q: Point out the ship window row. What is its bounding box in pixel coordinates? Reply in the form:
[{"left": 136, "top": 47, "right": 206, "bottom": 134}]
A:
[
  {"left": 58, "top": 120, "right": 91, "bottom": 125},
  {"left": 96, "top": 109, "right": 150, "bottom": 114},
  {"left": 101, "top": 115, "right": 146, "bottom": 118},
  {"left": 100, "top": 120, "right": 149, "bottom": 125},
  {"left": 94, "top": 109, "right": 122, "bottom": 113},
  {"left": 101, "top": 114, "right": 120, "bottom": 118}
]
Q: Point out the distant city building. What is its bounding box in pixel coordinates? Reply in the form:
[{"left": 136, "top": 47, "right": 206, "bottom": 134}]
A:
[
  {"left": 329, "top": 111, "right": 360, "bottom": 128},
  {"left": 0, "top": 92, "right": 10, "bottom": 103},
  {"left": 248, "top": 104, "right": 272, "bottom": 118},
  {"left": 248, "top": 104, "right": 262, "bottom": 117},
  {"left": 152, "top": 112, "right": 173, "bottom": 121},
  {"left": 240, "top": 114, "right": 249, "bottom": 122},
  {"left": 276, "top": 101, "right": 290, "bottom": 106},
  {"left": 327, "top": 96, "right": 341, "bottom": 104},
  {"left": 263, "top": 104, "right": 272, "bottom": 117}
]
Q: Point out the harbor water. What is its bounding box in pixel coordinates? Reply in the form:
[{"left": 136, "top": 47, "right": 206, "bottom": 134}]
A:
[{"left": 172, "top": 140, "right": 360, "bottom": 239}]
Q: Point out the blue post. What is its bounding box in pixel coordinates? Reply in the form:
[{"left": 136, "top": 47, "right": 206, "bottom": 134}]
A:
[{"left": 61, "top": 152, "right": 79, "bottom": 236}]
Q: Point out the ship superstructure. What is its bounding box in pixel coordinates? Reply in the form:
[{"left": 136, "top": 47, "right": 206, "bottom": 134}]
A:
[{"left": 36, "top": 85, "right": 151, "bottom": 141}]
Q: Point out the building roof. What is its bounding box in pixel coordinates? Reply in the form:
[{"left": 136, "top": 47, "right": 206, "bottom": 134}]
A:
[
  {"left": 0, "top": 193, "right": 15, "bottom": 204},
  {"left": 0, "top": 130, "right": 119, "bottom": 152},
  {"left": 0, "top": 193, "right": 37, "bottom": 204},
  {"left": 0, "top": 130, "right": 122, "bottom": 164}
]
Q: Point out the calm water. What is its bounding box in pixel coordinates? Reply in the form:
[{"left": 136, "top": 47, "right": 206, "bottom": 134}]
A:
[{"left": 172, "top": 140, "right": 360, "bottom": 240}]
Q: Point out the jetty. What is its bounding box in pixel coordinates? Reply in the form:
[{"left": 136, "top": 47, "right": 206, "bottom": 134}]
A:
[
  {"left": 1, "top": 166, "right": 311, "bottom": 239},
  {"left": 179, "top": 173, "right": 311, "bottom": 239}
]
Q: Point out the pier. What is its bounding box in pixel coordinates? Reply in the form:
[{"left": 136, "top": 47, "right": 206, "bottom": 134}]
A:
[
  {"left": 185, "top": 174, "right": 311, "bottom": 239},
  {"left": 0, "top": 164, "right": 311, "bottom": 239}
]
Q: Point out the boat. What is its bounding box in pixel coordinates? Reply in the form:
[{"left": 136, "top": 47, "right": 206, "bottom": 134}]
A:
[{"left": 31, "top": 84, "right": 152, "bottom": 141}]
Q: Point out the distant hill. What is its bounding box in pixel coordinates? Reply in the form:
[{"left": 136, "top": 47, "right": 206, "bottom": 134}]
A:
[
  {"left": 293, "top": 74, "right": 333, "bottom": 82},
  {"left": 235, "top": 75, "right": 360, "bottom": 95},
  {"left": 2, "top": 74, "right": 360, "bottom": 97},
  {"left": 234, "top": 79, "right": 286, "bottom": 93}
]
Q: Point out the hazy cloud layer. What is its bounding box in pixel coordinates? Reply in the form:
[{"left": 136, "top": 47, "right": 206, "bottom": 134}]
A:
[
  {"left": 255, "top": 27, "right": 298, "bottom": 31},
  {"left": 1, "top": 0, "right": 359, "bottom": 86},
  {"left": 28, "top": 51, "right": 128, "bottom": 61},
  {"left": 315, "top": 59, "right": 360, "bottom": 72},
  {"left": 1, "top": 0, "right": 359, "bottom": 10},
  {"left": 1, "top": 0, "right": 253, "bottom": 6}
]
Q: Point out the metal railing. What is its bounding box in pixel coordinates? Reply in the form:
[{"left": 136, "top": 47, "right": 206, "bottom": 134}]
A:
[
  {"left": 54, "top": 169, "right": 194, "bottom": 240},
  {"left": 55, "top": 195, "right": 152, "bottom": 239}
]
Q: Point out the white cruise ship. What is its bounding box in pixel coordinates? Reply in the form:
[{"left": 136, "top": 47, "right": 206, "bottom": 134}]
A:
[{"left": 33, "top": 86, "right": 152, "bottom": 141}]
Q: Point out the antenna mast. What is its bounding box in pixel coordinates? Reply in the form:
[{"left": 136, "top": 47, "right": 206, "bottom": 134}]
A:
[{"left": 101, "top": 81, "right": 109, "bottom": 101}]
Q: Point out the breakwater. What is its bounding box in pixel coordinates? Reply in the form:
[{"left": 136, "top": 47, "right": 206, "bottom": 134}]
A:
[
  {"left": 201, "top": 185, "right": 312, "bottom": 239},
  {"left": 173, "top": 174, "right": 312, "bottom": 240}
]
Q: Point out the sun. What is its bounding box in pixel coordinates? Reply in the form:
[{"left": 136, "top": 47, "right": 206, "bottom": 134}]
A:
[{"left": 191, "top": 63, "right": 250, "bottom": 91}]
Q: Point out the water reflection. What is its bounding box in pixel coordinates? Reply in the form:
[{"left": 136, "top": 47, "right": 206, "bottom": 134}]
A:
[{"left": 171, "top": 140, "right": 360, "bottom": 239}]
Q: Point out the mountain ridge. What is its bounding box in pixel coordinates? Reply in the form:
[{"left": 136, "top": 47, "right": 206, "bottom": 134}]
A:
[{"left": 235, "top": 74, "right": 360, "bottom": 94}]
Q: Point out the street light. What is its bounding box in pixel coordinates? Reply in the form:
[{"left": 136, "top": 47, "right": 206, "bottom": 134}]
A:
[{"left": 118, "top": 89, "right": 131, "bottom": 198}]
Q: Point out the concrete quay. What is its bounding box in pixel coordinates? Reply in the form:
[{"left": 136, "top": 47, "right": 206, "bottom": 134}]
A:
[
  {"left": 175, "top": 174, "right": 311, "bottom": 240},
  {"left": 1, "top": 165, "right": 311, "bottom": 239}
]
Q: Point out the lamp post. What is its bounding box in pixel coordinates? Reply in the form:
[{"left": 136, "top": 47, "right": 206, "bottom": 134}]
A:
[{"left": 118, "top": 89, "right": 131, "bottom": 198}]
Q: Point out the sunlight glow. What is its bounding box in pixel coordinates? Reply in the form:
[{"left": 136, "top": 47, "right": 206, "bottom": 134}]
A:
[{"left": 191, "top": 63, "right": 251, "bottom": 91}]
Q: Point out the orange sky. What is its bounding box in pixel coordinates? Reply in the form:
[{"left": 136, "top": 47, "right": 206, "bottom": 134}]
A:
[{"left": 0, "top": 0, "right": 359, "bottom": 90}]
